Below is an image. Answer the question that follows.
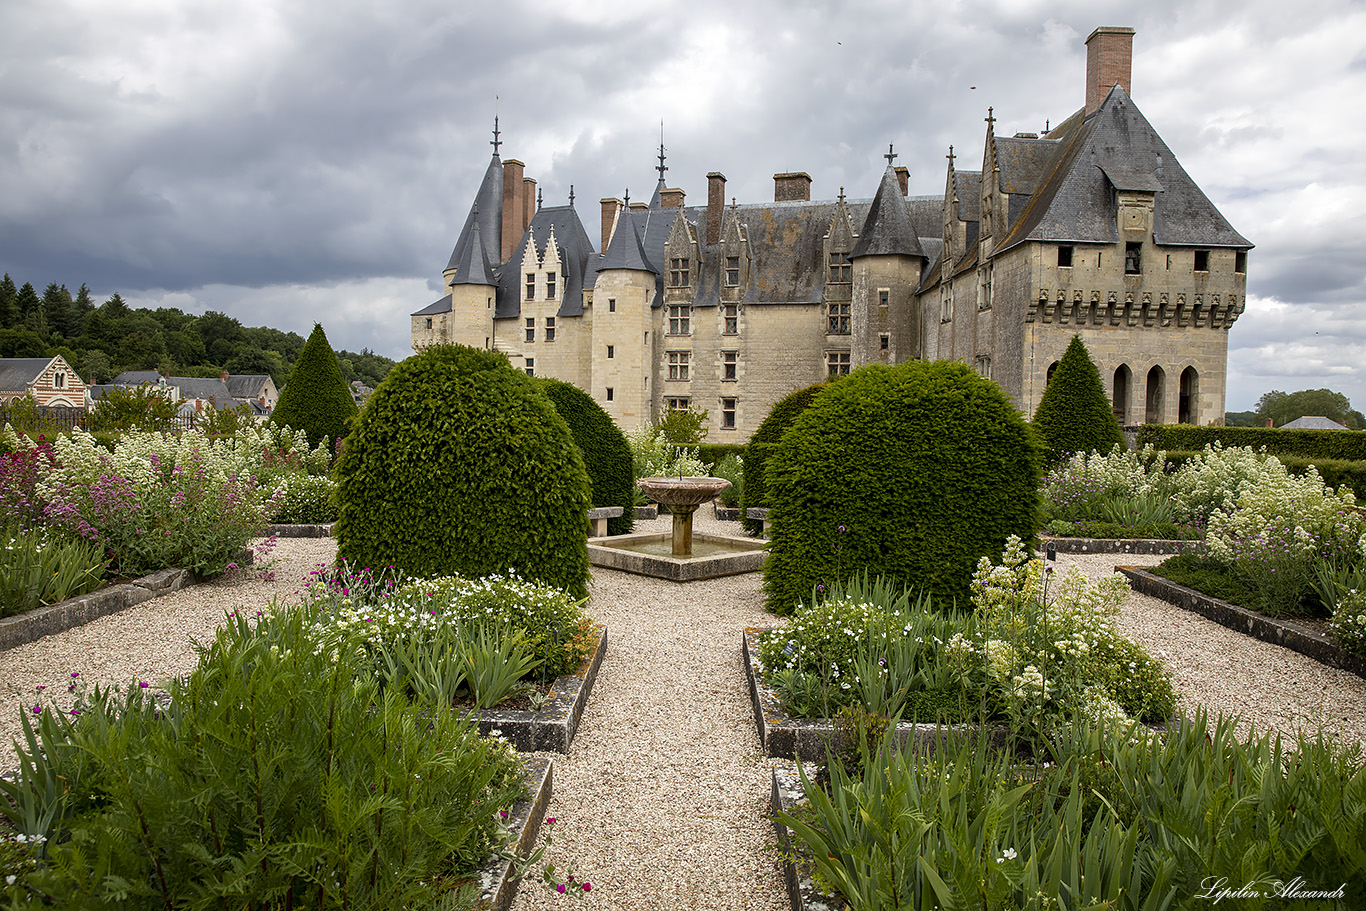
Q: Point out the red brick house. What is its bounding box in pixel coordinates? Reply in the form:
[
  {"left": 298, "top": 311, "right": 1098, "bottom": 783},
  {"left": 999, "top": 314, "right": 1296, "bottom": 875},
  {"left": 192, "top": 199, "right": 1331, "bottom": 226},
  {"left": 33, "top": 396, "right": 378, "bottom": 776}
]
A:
[{"left": 0, "top": 356, "right": 87, "bottom": 407}]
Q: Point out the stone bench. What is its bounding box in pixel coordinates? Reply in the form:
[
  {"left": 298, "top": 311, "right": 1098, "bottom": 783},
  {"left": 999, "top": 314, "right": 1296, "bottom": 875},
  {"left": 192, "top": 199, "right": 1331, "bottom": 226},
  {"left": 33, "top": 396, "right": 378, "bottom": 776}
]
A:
[
  {"left": 744, "top": 506, "right": 770, "bottom": 536},
  {"left": 586, "top": 506, "right": 624, "bottom": 537}
]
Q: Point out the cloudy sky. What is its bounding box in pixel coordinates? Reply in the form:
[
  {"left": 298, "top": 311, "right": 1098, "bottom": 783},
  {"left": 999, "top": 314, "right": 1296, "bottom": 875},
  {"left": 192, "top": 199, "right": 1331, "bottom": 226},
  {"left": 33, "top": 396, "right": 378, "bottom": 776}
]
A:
[{"left": 2, "top": 0, "right": 1363, "bottom": 411}]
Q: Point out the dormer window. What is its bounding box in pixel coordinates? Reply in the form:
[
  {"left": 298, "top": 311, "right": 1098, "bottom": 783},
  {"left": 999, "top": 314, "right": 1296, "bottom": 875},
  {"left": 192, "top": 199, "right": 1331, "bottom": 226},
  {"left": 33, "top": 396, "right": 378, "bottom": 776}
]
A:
[
  {"left": 547, "top": 272, "right": 557, "bottom": 299},
  {"left": 670, "top": 258, "right": 690, "bottom": 287},
  {"left": 525, "top": 274, "right": 535, "bottom": 300},
  {"left": 726, "top": 256, "right": 740, "bottom": 286},
  {"left": 828, "top": 252, "right": 851, "bottom": 283},
  {"left": 827, "top": 303, "right": 850, "bottom": 335}
]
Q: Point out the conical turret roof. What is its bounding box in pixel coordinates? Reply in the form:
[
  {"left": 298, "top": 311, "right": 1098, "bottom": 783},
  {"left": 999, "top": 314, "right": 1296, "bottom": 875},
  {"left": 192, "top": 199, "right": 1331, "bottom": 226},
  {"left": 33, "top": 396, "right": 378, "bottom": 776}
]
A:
[{"left": 851, "top": 166, "right": 926, "bottom": 259}]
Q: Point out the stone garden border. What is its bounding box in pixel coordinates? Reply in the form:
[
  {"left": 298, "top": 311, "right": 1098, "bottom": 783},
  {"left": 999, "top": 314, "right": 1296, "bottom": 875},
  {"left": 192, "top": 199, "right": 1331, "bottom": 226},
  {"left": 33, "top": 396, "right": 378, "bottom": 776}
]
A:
[
  {"left": 1039, "top": 536, "right": 1203, "bottom": 556},
  {"left": 743, "top": 629, "right": 999, "bottom": 762},
  {"left": 1118, "top": 566, "right": 1366, "bottom": 681},
  {"left": 475, "top": 625, "right": 607, "bottom": 753},
  {"left": 769, "top": 765, "right": 841, "bottom": 911},
  {"left": 478, "top": 756, "right": 553, "bottom": 911}
]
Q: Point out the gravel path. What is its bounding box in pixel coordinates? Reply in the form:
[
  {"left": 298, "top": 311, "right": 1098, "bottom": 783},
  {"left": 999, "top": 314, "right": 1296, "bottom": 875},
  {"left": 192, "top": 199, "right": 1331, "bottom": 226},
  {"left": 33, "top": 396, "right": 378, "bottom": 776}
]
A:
[{"left": 3, "top": 519, "right": 1365, "bottom": 908}]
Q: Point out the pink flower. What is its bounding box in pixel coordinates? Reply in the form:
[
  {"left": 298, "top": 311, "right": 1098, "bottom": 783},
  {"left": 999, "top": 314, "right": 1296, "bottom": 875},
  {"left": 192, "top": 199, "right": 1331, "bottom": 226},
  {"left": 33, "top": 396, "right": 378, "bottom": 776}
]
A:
[
  {"left": 139, "top": 681, "right": 150, "bottom": 688},
  {"left": 556, "top": 885, "right": 566, "bottom": 894},
  {"left": 546, "top": 817, "right": 556, "bottom": 825},
  {"left": 582, "top": 882, "right": 591, "bottom": 892}
]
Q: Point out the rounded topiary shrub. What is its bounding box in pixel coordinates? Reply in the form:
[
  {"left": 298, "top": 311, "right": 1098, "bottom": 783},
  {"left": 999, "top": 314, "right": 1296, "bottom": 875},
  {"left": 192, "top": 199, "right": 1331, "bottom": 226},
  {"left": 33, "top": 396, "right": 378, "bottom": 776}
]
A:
[
  {"left": 271, "top": 323, "right": 358, "bottom": 450},
  {"left": 335, "top": 345, "right": 592, "bottom": 598},
  {"left": 741, "top": 381, "right": 830, "bottom": 535},
  {"left": 1032, "top": 334, "right": 1125, "bottom": 466},
  {"left": 762, "top": 361, "right": 1041, "bottom": 614},
  {"left": 537, "top": 377, "right": 634, "bottom": 535}
]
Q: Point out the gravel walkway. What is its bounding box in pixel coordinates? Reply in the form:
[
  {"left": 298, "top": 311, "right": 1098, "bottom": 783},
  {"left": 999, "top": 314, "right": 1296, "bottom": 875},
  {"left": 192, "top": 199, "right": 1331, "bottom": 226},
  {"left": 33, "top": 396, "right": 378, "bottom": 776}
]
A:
[{"left": 3, "top": 520, "right": 1365, "bottom": 909}]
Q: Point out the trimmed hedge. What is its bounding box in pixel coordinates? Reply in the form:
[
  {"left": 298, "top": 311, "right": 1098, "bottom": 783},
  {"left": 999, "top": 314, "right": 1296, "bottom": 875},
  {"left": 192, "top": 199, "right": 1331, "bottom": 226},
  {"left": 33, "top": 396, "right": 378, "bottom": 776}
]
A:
[
  {"left": 270, "top": 323, "right": 357, "bottom": 450},
  {"left": 762, "top": 361, "right": 1041, "bottom": 614},
  {"left": 696, "top": 443, "right": 746, "bottom": 472},
  {"left": 1161, "top": 449, "right": 1366, "bottom": 502},
  {"left": 1032, "top": 335, "right": 1124, "bottom": 465},
  {"left": 741, "top": 382, "right": 831, "bottom": 535},
  {"left": 335, "top": 345, "right": 591, "bottom": 599},
  {"left": 537, "top": 377, "right": 635, "bottom": 535},
  {"left": 1138, "top": 424, "right": 1366, "bottom": 461}
]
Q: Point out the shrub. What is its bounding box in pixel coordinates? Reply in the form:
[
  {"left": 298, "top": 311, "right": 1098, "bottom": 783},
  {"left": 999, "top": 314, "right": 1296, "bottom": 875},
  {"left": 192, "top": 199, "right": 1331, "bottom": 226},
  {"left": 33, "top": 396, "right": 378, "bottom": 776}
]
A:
[
  {"left": 335, "top": 344, "right": 592, "bottom": 599},
  {"left": 696, "top": 443, "right": 746, "bottom": 472},
  {"left": 762, "top": 362, "right": 1040, "bottom": 613},
  {"left": 1031, "top": 335, "right": 1125, "bottom": 466},
  {"left": 537, "top": 378, "right": 634, "bottom": 535},
  {"left": 741, "top": 381, "right": 829, "bottom": 535},
  {"left": 6, "top": 607, "right": 525, "bottom": 906},
  {"left": 270, "top": 323, "right": 357, "bottom": 449},
  {"left": 711, "top": 453, "right": 743, "bottom": 508},
  {"left": 0, "top": 524, "right": 106, "bottom": 617},
  {"left": 655, "top": 405, "right": 709, "bottom": 445},
  {"left": 1138, "top": 423, "right": 1366, "bottom": 461},
  {"left": 268, "top": 472, "right": 337, "bottom": 523},
  {"left": 1039, "top": 444, "right": 1169, "bottom": 524},
  {"left": 87, "top": 384, "right": 181, "bottom": 433},
  {"left": 625, "top": 423, "right": 708, "bottom": 488},
  {"left": 1328, "top": 589, "right": 1366, "bottom": 657}
]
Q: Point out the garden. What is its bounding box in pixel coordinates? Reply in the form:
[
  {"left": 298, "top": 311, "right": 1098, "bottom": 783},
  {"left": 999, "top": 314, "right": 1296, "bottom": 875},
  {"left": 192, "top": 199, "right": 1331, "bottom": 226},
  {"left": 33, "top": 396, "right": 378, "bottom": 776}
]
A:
[{"left": 0, "top": 335, "right": 1364, "bottom": 909}]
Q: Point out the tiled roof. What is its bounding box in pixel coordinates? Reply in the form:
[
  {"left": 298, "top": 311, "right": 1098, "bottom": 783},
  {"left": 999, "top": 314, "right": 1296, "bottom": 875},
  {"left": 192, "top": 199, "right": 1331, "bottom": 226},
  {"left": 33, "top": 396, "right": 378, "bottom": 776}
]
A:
[
  {"left": 412, "top": 294, "right": 453, "bottom": 317},
  {"left": 1281, "top": 416, "right": 1350, "bottom": 430},
  {"left": 851, "top": 167, "right": 926, "bottom": 259},
  {"left": 0, "top": 358, "right": 56, "bottom": 392},
  {"left": 224, "top": 375, "right": 272, "bottom": 399},
  {"left": 445, "top": 153, "right": 503, "bottom": 274}
]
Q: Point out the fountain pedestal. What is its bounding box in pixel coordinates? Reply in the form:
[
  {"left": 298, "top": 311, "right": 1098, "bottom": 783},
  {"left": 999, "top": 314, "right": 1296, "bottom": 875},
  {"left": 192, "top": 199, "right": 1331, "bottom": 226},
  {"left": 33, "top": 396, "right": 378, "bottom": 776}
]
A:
[{"left": 634, "top": 477, "right": 732, "bottom": 557}]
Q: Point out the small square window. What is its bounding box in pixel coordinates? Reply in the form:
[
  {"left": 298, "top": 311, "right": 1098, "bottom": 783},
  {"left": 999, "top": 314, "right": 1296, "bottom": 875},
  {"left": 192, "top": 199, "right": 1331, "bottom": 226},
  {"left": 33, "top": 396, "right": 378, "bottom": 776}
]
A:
[
  {"left": 1124, "top": 242, "right": 1142, "bottom": 274},
  {"left": 608, "top": 298, "right": 616, "bottom": 312},
  {"left": 1235, "top": 250, "right": 1247, "bottom": 273},
  {"left": 547, "top": 271, "right": 557, "bottom": 299},
  {"left": 722, "top": 351, "right": 738, "bottom": 381},
  {"left": 666, "top": 396, "right": 690, "bottom": 411},
  {"left": 880, "top": 334, "right": 889, "bottom": 351},
  {"left": 525, "top": 318, "right": 535, "bottom": 343},
  {"left": 722, "top": 304, "right": 739, "bottom": 334},
  {"left": 878, "top": 290, "right": 889, "bottom": 308},
  {"left": 1057, "top": 245, "right": 1073, "bottom": 268},
  {"left": 826, "top": 350, "right": 850, "bottom": 377},
  {"left": 425, "top": 317, "right": 433, "bottom": 329},
  {"left": 721, "top": 397, "right": 737, "bottom": 429},
  {"left": 1194, "top": 250, "right": 1209, "bottom": 272},
  {"left": 606, "top": 387, "right": 614, "bottom": 401},
  {"left": 545, "top": 317, "right": 556, "bottom": 342},
  {"left": 606, "top": 345, "right": 614, "bottom": 359},
  {"left": 726, "top": 256, "right": 740, "bottom": 286},
  {"left": 668, "top": 305, "right": 691, "bottom": 335},
  {"left": 667, "top": 351, "right": 690, "bottom": 381},
  {"left": 526, "top": 273, "right": 535, "bottom": 300},
  {"left": 524, "top": 358, "right": 534, "bottom": 377}
]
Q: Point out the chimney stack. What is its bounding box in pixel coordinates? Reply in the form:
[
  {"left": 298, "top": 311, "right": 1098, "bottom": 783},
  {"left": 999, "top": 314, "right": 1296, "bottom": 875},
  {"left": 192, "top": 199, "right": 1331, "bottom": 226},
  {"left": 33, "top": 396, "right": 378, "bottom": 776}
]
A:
[
  {"left": 600, "top": 197, "right": 622, "bottom": 252},
  {"left": 522, "top": 177, "right": 536, "bottom": 232},
  {"left": 660, "top": 188, "right": 686, "bottom": 209},
  {"left": 894, "top": 167, "right": 909, "bottom": 197},
  {"left": 773, "top": 172, "right": 812, "bottom": 202},
  {"left": 501, "top": 159, "right": 525, "bottom": 263},
  {"left": 707, "top": 172, "right": 726, "bottom": 245},
  {"left": 1085, "top": 26, "right": 1135, "bottom": 116}
]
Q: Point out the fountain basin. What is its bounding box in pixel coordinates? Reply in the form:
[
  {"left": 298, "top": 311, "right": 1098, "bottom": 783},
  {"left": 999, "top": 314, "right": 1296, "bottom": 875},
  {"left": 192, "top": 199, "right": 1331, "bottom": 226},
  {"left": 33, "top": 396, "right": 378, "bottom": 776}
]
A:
[
  {"left": 634, "top": 476, "right": 732, "bottom": 507},
  {"left": 588, "top": 532, "right": 766, "bottom": 581}
]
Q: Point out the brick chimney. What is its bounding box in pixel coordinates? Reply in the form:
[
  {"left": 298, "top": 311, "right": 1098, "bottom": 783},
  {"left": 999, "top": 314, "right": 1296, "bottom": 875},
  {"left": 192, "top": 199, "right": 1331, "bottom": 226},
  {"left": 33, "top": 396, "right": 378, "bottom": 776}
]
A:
[
  {"left": 707, "top": 172, "right": 726, "bottom": 245},
  {"left": 894, "top": 167, "right": 909, "bottom": 196},
  {"left": 773, "top": 172, "right": 811, "bottom": 202},
  {"left": 600, "top": 197, "right": 622, "bottom": 252},
  {"left": 220, "top": 371, "right": 229, "bottom": 382},
  {"left": 629, "top": 202, "right": 648, "bottom": 212},
  {"left": 523, "top": 177, "right": 536, "bottom": 232},
  {"left": 1085, "top": 26, "right": 1135, "bottom": 116},
  {"left": 501, "top": 159, "right": 525, "bottom": 263},
  {"left": 660, "top": 188, "right": 686, "bottom": 209}
]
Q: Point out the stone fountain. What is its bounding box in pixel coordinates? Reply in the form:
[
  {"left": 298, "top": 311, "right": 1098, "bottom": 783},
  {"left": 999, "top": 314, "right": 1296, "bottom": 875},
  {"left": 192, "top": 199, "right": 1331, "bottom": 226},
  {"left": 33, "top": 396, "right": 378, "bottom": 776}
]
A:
[
  {"left": 585, "top": 476, "right": 767, "bottom": 581},
  {"left": 635, "top": 476, "right": 732, "bottom": 556}
]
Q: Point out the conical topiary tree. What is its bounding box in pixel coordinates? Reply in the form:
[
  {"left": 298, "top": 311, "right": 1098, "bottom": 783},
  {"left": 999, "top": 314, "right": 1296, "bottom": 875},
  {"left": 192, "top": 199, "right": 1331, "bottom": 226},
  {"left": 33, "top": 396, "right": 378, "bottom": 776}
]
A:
[
  {"left": 1032, "top": 335, "right": 1125, "bottom": 466},
  {"left": 271, "top": 323, "right": 357, "bottom": 449}
]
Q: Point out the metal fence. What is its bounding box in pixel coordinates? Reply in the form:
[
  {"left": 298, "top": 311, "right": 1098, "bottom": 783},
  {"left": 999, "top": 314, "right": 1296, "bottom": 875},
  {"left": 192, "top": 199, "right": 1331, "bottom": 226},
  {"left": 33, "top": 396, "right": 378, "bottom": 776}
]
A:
[{"left": 0, "top": 405, "right": 196, "bottom": 434}]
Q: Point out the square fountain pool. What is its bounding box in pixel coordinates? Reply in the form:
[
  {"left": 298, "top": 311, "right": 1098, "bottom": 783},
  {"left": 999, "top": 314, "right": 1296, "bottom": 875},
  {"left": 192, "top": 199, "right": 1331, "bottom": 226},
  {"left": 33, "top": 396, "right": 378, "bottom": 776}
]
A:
[{"left": 587, "top": 532, "right": 767, "bottom": 581}]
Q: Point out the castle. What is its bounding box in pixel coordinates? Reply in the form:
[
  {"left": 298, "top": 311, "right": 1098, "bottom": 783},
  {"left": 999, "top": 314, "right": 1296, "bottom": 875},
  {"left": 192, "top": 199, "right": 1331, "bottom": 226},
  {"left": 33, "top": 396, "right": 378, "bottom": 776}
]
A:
[{"left": 412, "top": 26, "right": 1250, "bottom": 439}]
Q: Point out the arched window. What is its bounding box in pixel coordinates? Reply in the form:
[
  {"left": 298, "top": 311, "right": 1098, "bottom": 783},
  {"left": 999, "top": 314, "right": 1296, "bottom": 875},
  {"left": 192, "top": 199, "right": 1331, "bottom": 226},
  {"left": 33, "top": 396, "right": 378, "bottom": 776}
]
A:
[
  {"left": 1046, "top": 361, "right": 1060, "bottom": 384},
  {"left": 1113, "top": 364, "right": 1131, "bottom": 424},
  {"left": 1179, "top": 367, "right": 1199, "bottom": 425},
  {"left": 1145, "top": 366, "right": 1165, "bottom": 424}
]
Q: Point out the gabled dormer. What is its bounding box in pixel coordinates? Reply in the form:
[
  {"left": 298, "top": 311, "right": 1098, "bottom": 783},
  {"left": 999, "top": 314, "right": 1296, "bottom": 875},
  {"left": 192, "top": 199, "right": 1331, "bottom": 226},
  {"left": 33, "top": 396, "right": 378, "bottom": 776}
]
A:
[
  {"left": 663, "top": 208, "right": 698, "bottom": 302},
  {"left": 979, "top": 108, "right": 1001, "bottom": 254},
  {"left": 719, "top": 208, "right": 749, "bottom": 300},
  {"left": 519, "top": 227, "right": 541, "bottom": 302},
  {"left": 823, "top": 190, "right": 856, "bottom": 297},
  {"left": 540, "top": 226, "right": 564, "bottom": 302}
]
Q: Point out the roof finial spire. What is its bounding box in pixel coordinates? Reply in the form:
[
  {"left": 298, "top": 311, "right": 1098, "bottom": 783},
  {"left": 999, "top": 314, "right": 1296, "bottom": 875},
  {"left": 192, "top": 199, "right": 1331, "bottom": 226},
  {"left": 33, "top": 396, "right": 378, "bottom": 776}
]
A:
[
  {"left": 657, "top": 122, "right": 668, "bottom": 182},
  {"left": 537, "top": 187, "right": 543, "bottom": 209},
  {"left": 946, "top": 144, "right": 955, "bottom": 168},
  {"left": 838, "top": 186, "right": 846, "bottom": 204},
  {"left": 624, "top": 188, "right": 630, "bottom": 208},
  {"left": 884, "top": 143, "right": 898, "bottom": 165},
  {"left": 985, "top": 106, "right": 995, "bottom": 129},
  {"left": 568, "top": 184, "right": 575, "bottom": 207},
  {"left": 490, "top": 115, "right": 502, "bottom": 154}
]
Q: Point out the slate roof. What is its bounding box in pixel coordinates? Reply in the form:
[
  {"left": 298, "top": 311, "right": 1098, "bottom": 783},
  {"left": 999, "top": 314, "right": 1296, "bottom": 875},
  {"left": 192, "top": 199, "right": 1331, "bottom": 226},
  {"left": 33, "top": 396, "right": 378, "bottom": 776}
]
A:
[
  {"left": 995, "top": 136, "right": 1057, "bottom": 195},
  {"left": 851, "top": 168, "right": 927, "bottom": 259},
  {"left": 998, "top": 85, "right": 1253, "bottom": 253},
  {"left": 498, "top": 204, "right": 598, "bottom": 318},
  {"left": 413, "top": 294, "right": 453, "bottom": 316},
  {"left": 1281, "top": 416, "right": 1350, "bottom": 430},
  {"left": 170, "top": 377, "right": 236, "bottom": 404},
  {"left": 448, "top": 211, "right": 497, "bottom": 286},
  {"left": 445, "top": 153, "right": 503, "bottom": 274},
  {"left": 0, "top": 358, "right": 56, "bottom": 392},
  {"left": 955, "top": 172, "right": 981, "bottom": 224},
  {"left": 224, "top": 375, "right": 272, "bottom": 399},
  {"left": 113, "top": 370, "right": 164, "bottom": 385}
]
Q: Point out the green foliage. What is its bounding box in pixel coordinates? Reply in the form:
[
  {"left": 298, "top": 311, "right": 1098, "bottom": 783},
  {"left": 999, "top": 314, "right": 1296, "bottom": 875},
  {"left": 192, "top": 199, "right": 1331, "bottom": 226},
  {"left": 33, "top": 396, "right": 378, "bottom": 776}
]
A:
[
  {"left": 195, "top": 401, "right": 256, "bottom": 436},
  {"left": 695, "top": 443, "right": 746, "bottom": 472},
  {"left": 267, "top": 472, "right": 337, "bottom": 524},
  {"left": 779, "top": 712, "right": 1366, "bottom": 911},
  {"left": 537, "top": 377, "right": 634, "bottom": 535},
  {"left": 88, "top": 384, "right": 181, "bottom": 433},
  {"left": 763, "top": 362, "right": 1040, "bottom": 613},
  {"left": 1328, "top": 589, "right": 1366, "bottom": 658},
  {"left": 1256, "top": 387, "right": 1366, "bottom": 429},
  {"left": 335, "top": 344, "right": 592, "bottom": 599},
  {"left": 1138, "top": 423, "right": 1366, "bottom": 461},
  {"left": 1148, "top": 552, "right": 1263, "bottom": 607},
  {"left": 9, "top": 607, "right": 525, "bottom": 907},
  {"left": 710, "top": 453, "right": 743, "bottom": 508},
  {"left": 655, "top": 405, "right": 709, "bottom": 445},
  {"left": 0, "top": 524, "right": 106, "bottom": 617},
  {"left": 270, "top": 323, "right": 357, "bottom": 449},
  {"left": 741, "top": 381, "right": 829, "bottom": 535},
  {"left": 624, "top": 424, "right": 709, "bottom": 493},
  {"left": 1032, "top": 335, "right": 1125, "bottom": 466}
]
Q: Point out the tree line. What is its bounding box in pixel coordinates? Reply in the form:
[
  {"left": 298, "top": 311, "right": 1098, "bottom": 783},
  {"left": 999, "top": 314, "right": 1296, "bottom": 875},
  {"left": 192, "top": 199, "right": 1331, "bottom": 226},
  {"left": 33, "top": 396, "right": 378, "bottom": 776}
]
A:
[{"left": 0, "top": 274, "right": 396, "bottom": 390}]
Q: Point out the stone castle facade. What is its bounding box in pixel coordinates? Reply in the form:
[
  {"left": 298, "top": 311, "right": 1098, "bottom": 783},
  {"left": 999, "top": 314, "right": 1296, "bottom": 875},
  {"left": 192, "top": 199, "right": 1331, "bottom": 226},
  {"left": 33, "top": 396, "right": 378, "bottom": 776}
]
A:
[{"left": 412, "top": 26, "right": 1250, "bottom": 439}]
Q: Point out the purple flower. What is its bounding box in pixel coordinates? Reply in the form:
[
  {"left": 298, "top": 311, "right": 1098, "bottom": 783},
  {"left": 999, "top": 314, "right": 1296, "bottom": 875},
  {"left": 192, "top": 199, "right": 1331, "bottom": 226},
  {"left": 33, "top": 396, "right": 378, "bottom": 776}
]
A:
[
  {"left": 556, "top": 885, "right": 566, "bottom": 894},
  {"left": 546, "top": 817, "right": 557, "bottom": 825},
  {"left": 837, "top": 525, "right": 846, "bottom": 533},
  {"left": 139, "top": 681, "right": 150, "bottom": 688},
  {"left": 582, "top": 883, "right": 592, "bottom": 892},
  {"left": 30, "top": 705, "right": 41, "bottom": 715}
]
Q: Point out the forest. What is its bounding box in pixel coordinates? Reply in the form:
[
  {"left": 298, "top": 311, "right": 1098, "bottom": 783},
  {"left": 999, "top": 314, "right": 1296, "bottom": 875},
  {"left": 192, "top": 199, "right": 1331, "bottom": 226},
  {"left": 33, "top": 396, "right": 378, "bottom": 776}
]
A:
[{"left": 0, "top": 274, "right": 396, "bottom": 390}]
